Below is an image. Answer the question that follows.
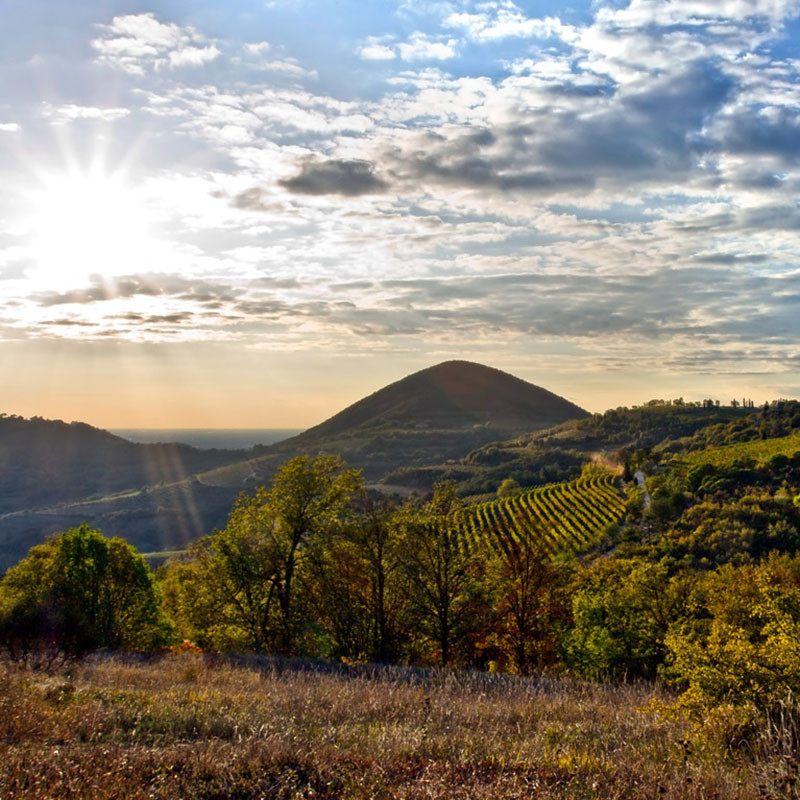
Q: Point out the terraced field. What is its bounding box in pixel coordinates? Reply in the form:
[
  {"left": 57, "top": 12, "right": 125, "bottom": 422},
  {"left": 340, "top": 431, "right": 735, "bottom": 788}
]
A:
[{"left": 458, "top": 471, "right": 626, "bottom": 556}]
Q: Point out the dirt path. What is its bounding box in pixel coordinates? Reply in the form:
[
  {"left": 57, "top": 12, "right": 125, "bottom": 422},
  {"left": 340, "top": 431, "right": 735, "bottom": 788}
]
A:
[{"left": 633, "top": 469, "right": 652, "bottom": 509}]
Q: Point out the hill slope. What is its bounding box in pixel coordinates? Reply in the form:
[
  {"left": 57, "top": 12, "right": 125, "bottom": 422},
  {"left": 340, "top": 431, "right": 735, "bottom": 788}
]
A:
[
  {"left": 209, "top": 361, "right": 589, "bottom": 485},
  {"left": 0, "top": 415, "right": 241, "bottom": 514},
  {"left": 0, "top": 363, "right": 588, "bottom": 569},
  {"left": 293, "top": 361, "right": 587, "bottom": 441}
]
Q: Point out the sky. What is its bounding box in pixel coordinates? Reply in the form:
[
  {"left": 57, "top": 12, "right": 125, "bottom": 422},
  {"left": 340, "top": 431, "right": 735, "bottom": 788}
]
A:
[{"left": 1, "top": 0, "right": 800, "bottom": 428}]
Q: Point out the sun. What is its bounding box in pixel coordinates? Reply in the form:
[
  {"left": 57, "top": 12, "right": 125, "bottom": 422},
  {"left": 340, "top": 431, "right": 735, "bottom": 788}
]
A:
[{"left": 28, "top": 166, "right": 155, "bottom": 290}]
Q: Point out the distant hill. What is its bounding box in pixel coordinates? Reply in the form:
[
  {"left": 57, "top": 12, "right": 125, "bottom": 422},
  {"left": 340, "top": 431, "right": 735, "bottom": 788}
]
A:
[
  {"left": 294, "top": 361, "right": 587, "bottom": 440},
  {"left": 0, "top": 362, "right": 589, "bottom": 569},
  {"left": 222, "top": 361, "right": 589, "bottom": 483},
  {"left": 384, "top": 401, "right": 759, "bottom": 496},
  {"left": 0, "top": 414, "right": 242, "bottom": 515}
]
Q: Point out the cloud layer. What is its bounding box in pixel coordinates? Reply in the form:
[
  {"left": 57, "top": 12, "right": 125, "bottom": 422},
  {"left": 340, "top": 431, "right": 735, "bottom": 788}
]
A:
[{"left": 2, "top": 0, "right": 800, "bottom": 406}]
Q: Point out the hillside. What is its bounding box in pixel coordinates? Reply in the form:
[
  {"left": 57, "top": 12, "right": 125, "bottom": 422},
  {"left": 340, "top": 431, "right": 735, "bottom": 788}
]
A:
[
  {"left": 237, "top": 361, "right": 589, "bottom": 482},
  {"left": 0, "top": 415, "right": 246, "bottom": 570},
  {"left": 0, "top": 414, "right": 242, "bottom": 513},
  {"left": 0, "top": 363, "right": 589, "bottom": 569},
  {"left": 294, "top": 360, "right": 587, "bottom": 440},
  {"left": 383, "top": 402, "right": 756, "bottom": 495}
]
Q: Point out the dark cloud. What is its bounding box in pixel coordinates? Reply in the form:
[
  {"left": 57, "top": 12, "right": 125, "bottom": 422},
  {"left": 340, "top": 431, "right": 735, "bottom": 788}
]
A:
[
  {"left": 693, "top": 253, "right": 768, "bottom": 265},
  {"left": 35, "top": 274, "right": 239, "bottom": 307},
  {"left": 252, "top": 276, "right": 305, "bottom": 289},
  {"left": 383, "top": 127, "right": 595, "bottom": 194},
  {"left": 331, "top": 280, "right": 375, "bottom": 290},
  {"left": 231, "top": 187, "right": 283, "bottom": 212},
  {"left": 717, "top": 106, "right": 800, "bottom": 165},
  {"left": 279, "top": 159, "right": 388, "bottom": 196},
  {"left": 379, "top": 62, "right": 741, "bottom": 196}
]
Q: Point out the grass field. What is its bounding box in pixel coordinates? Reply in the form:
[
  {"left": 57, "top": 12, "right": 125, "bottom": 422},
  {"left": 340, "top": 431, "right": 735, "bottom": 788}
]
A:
[
  {"left": 677, "top": 431, "right": 800, "bottom": 471},
  {"left": 1, "top": 655, "right": 797, "bottom": 799}
]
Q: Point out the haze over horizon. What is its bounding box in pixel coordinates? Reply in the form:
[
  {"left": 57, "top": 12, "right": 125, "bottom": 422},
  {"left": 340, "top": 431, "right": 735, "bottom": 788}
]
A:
[{"left": 2, "top": 0, "right": 800, "bottom": 428}]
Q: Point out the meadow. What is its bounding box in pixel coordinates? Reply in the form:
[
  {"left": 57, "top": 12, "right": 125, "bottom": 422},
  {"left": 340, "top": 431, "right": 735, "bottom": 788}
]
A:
[{"left": 1, "top": 654, "right": 797, "bottom": 800}]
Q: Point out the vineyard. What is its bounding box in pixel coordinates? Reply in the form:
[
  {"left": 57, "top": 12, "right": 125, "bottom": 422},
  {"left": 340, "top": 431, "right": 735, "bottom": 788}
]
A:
[
  {"left": 677, "top": 431, "right": 800, "bottom": 472},
  {"left": 457, "top": 470, "right": 626, "bottom": 556}
]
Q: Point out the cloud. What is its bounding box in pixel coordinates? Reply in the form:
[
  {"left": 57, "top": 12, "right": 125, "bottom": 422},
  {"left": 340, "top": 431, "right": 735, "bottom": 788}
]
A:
[
  {"left": 595, "top": 0, "right": 800, "bottom": 28},
  {"left": 42, "top": 104, "right": 131, "bottom": 125},
  {"left": 360, "top": 44, "right": 397, "bottom": 60},
  {"left": 0, "top": 122, "right": 20, "bottom": 133},
  {"left": 398, "top": 33, "right": 458, "bottom": 60},
  {"left": 5, "top": 0, "right": 800, "bottom": 381},
  {"left": 445, "top": 4, "right": 576, "bottom": 43},
  {"left": 34, "top": 274, "right": 238, "bottom": 307},
  {"left": 279, "top": 159, "right": 389, "bottom": 196},
  {"left": 231, "top": 187, "right": 284, "bottom": 212},
  {"left": 256, "top": 58, "right": 318, "bottom": 79},
  {"left": 244, "top": 42, "right": 271, "bottom": 55},
  {"left": 92, "top": 13, "right": 220, "bottom": 75}
]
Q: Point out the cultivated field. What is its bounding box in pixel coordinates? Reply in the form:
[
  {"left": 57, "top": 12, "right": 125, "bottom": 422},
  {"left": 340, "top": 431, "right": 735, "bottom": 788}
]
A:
[
  {"left": 1, "top": 655, "right": 796, "bottom": 799},
  {"left": 459, "top": 471, "right": 626, "bottom": 556}
]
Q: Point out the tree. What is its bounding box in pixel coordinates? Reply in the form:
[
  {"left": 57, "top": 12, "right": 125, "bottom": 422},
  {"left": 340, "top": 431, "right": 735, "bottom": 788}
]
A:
[
  {"left": 565, "top": 557, "right": 696, "bottom": 680},
  {"left": 161, "top": 493, "right": 283, "bottom": 652},
  {"left": 400, "top": 483, "right": 487, "bottom": 667},
  {"left": 311, "top": 494, "right": 405, "bottom": 661},
  {"left": 497, "top": 478, "right": 520, "bottom": 498},
  {"left": 269, "top": 455, "right": 362, "bottom": 653},
  {"left": 666, "top": 555, "right": 800, "bottom": 711},
  {"left": 162, "top": 455, "right": 361, "bottom": 655},
  {"left": 489, "top": 523, "right": 568, "bottom": 674},
  {"left": 0, "top": 524, "right": 170, "bottom": 661}
]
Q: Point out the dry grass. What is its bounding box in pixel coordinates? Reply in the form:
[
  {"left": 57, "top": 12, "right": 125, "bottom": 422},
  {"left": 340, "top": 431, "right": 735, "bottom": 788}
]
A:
[{"left": 0, "top": 655, "right": 797, "bottom": 799}]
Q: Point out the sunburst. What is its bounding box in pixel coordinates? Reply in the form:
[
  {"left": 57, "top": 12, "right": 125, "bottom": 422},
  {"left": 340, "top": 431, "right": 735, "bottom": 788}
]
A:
[{"left": 27, "top": 164, "right": 156, "bottom": 291}]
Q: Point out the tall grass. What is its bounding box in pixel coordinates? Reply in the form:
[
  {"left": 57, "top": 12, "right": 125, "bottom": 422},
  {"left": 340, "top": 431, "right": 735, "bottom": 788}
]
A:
[{"left": 0, "top": 655, "right": 796, "bottom": 799}]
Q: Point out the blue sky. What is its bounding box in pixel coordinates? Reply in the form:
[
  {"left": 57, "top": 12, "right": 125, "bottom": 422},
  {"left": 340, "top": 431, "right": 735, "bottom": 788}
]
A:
[{"left": 1, "top": 0, "right": 800, "bottom": 427}]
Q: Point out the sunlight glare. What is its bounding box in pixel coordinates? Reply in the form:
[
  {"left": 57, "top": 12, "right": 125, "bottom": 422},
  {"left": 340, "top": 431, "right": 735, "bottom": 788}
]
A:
[{"left": 29, "top": 167, "right": 155, "bottom": 290}]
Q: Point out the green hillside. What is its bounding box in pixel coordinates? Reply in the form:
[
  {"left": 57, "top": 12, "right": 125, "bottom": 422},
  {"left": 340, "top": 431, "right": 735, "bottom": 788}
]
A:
[{"left": 677, "top": 430, "right": 800, "bottom": 471}]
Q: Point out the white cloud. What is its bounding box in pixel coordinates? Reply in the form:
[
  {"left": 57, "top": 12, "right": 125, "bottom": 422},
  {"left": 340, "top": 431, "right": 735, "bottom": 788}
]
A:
[
  {"left": 5, "top": 0, "right": 800, "bottom": 385},
  {"left": 244, "top": 41, "right": 271, "bottom": 55},
  {"left": 445, "top": 3, "right": 577, "bottom": 43},
  {"left": 398, "top": 33, "right": 458, "bottom": 61},
  {"left": 92, "top": 13, "right": 221, "bottom": 75},
  {"left": 0, "top": 122, "right": 20, "bottom": 132},
  {"left": 42, "top": 104, "right": 131, "bottom": 125},
  {"left": 595, "top": 0, "right": 800, "bottom": 28},
  {"left": 258, "top": 58, "right": 318, "bottom": 78},
  {"left": 360, "top": 44, "right": 397, "bottom": 60}
]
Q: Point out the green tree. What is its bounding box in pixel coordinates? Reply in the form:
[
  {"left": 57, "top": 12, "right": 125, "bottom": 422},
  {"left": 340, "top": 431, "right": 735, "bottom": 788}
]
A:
[
  {"left": 269, "top": 455, "right": 362, "bottom": 653},
  {"left": 162, "top": 455, "right": 361, "bottom": 655},
  {"left": 565, "top": 557, "right": 696, "bottom": 680},
  {"left": 666, "top": 555, "right": 800, "bottom": 711},
  {"left": 310, "top": 495, "right": 405, "bottom": 661},
  {"left": 0, "top": 524, "right": 170, "bottom": 660},
  {"left": 400, "top": 483, "right": 488, "bottom": 667},
  {"left": 497, "top": 478, "right": 520, "bottom": 498},
  {"left": 161, "top": 494, "right": 283, "bottom": 652}
]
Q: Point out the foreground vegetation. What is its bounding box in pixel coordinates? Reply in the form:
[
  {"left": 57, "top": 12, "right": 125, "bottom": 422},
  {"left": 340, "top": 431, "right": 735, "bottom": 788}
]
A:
[
  {"left": 3, "top": 654, "right": 800, "bottom": 800},
  {"left": 4, "top": 399, "right": 800, "bottom": 796}
]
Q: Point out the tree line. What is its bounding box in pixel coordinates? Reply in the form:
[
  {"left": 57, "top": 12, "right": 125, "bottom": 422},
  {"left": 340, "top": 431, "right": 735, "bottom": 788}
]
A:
[{"left": 0, "top": 454, "right": 566, "bottom": 674}]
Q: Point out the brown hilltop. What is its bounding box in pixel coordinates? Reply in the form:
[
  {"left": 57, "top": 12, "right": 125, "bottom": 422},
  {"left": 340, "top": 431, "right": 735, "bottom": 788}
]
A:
[{"left": 291, "top": 360, "right": 588, "bottom": 441}]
